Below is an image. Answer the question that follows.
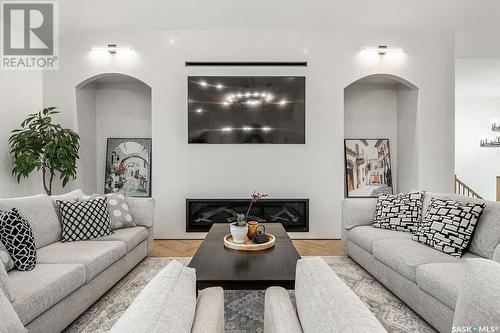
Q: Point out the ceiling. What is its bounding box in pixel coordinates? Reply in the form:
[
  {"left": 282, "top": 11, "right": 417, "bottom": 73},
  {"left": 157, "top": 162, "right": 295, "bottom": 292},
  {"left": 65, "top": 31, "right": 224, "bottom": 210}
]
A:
[
  {"left": 456, "top": 59, "right": 500, "bottom": 98},
  {"left": 58, "top": 0, "right": 500, "bottom": 58}
]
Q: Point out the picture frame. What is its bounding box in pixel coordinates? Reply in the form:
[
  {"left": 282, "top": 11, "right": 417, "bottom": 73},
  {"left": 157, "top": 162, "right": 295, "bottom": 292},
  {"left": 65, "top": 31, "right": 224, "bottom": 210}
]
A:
[
  {"left": 344, "top": 139, "right": 393, "bottom": 198},
  {"left": 104, "top": 138, "right": 152, "bottom": 197}
]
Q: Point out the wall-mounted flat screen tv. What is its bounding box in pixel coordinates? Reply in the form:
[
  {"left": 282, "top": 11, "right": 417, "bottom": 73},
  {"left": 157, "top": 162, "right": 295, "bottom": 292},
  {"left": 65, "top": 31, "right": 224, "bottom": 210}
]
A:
[{"left": 188, "top": 76, "right": 305, "bottom": 144}]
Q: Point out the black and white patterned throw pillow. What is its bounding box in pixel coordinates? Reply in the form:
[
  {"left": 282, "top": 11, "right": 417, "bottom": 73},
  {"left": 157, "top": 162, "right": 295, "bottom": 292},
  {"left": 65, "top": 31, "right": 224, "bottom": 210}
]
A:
[
  {"left": 0, "top": 209, "right": 36, "bottom": 271},
  {"left": 372, "top": 191, "right": 424, "bottom": 233},
  {"left": 78, "top": 193, "right": 136, "bottom": 230},
  {"left": 57, "top": 197, "right": 113, "bottom": 242},
  {"left": 412, "top": 199, "right": 485, "bottom": 257}
]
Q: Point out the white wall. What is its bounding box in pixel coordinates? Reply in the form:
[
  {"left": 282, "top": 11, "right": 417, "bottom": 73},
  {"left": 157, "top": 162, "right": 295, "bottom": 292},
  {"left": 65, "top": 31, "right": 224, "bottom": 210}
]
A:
[
  {"left": 94, "top": 80, "right": 152, "bottom": 193},
  {"left": 75, "top": 82, "right": 97, "bottom": 194},
  {"left": 0, "top": 71, "right": 44, "bottom": 197},
  {"left": 344, "top": 82, "right": 399, "bottom": 191},
  {"left": 455, "top": 98, "right": 500, "bottom": 200},
  {"left": 397, "top": 86, "right": 419, "bottom": 192},
  {"left": 42, "top": 30, "right": 455, "bottom": 239},
  {"left": 76, "top": 78, "right": 152, "bottom": 193}
]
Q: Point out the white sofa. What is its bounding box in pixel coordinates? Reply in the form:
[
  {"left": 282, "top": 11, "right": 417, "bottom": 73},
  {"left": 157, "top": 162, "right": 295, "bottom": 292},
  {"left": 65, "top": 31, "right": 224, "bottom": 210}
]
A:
[
  {"left": 264, "top": 257, "right": 387, "bottom": 333},
  {"left": 342, "top": 192, "right": 500, "bottom": 333},
  {"left": 110, "top": 260, "right": 224, "bottom": 333},
  {"left": 0, "top": 190, "right": 155, "bottom": 333}
]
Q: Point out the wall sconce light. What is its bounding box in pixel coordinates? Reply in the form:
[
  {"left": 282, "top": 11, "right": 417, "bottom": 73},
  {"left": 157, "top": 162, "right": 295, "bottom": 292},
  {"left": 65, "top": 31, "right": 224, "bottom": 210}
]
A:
[
  {"left": 91, "top": 44, "right": 133, "bottom": 54},
  {"left": 362, "top": 45, "right": 402, "bottom": 56},
  {"left": 492, "top": 121, "right": 500, "bottom": 132}
]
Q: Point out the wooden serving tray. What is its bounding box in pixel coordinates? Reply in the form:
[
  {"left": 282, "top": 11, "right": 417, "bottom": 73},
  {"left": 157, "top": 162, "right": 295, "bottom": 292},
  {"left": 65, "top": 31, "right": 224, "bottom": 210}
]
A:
[{"left": 223, "top": 233, "right": 276, "bottom": 251}]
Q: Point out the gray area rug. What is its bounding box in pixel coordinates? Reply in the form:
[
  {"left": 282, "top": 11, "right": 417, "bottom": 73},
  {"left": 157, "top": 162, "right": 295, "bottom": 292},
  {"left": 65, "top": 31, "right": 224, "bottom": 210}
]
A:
[{"left": 64, "top": 256, "right": 436, "bottom": 333}]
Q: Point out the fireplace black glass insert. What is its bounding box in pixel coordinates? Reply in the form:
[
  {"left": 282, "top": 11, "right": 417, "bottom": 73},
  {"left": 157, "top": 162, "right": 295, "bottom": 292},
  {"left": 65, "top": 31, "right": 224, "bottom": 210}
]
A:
[{"left": 186, "top": 199, "right": 308, "bottom": 232}]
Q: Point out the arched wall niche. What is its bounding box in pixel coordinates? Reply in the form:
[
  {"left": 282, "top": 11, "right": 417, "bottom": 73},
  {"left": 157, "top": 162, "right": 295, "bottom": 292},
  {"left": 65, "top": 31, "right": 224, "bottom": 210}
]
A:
[
  {"left": 344, "top": 73, "right": 419, "bottom": 196},
  {"left": 75, "top": 73, "right": 152, "bottom": 194}
]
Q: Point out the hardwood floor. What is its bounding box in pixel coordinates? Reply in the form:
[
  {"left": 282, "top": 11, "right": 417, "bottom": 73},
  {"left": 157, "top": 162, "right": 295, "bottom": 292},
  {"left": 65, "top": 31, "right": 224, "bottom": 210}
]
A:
[
  {"left": 149, "top": 239, "right": 203, "bottom": 257},
  {"left": 150, "top": 239, "right": 345, "bottom": 257}
]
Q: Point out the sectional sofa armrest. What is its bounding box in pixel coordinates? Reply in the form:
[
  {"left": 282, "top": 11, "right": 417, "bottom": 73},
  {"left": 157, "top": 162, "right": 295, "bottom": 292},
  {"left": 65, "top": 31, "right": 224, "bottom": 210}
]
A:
[
  {"left": 295, "top": 257, "right": 387, "bottom": 333},
  {"left": 453, "top": 259, "right": 500, "bottom": 328},
  {"left": 110, "top": 260, "right": 197, "bottom": 333},
  {"left": 192, "top": 287, "right": 225, "bottom": 333},
  {"left": 126, "top": 197, "right": 155, "bottom": 228},
  {"left": 0, "top": 288, "right": 26, "bottom": 333},
  {"left": 342, "top": 198, "right": 377, "bottom": 230},
  {"left": 264, "top": 287, "right": 303, "bottom": 333},
  {"left": 493, "top": 244, "right": 500, "bottom": 263}
]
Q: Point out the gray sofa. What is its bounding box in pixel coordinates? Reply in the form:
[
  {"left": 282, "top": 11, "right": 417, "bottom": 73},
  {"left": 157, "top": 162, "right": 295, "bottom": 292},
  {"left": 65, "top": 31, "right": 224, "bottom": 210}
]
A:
[
  {"left": 110, "top": 260, "right": 224, "bottom": 333},
  {"left": 264, "top": 257, "right": 387, "bottom": 333},
  {"left": 0, "top": 190, "right": 155, "bottom": 333},
  {"left": 342, "top": 192, "right": 500, "bottom": 333}
]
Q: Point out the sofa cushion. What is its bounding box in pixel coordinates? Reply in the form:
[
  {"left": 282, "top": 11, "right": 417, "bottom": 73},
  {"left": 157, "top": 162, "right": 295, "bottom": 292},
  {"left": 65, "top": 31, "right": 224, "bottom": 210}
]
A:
[
  {"left": 342, "top": 198, "right": 377, "bottom": 230},
  {"left": 9, "top": 263, "right": 85, "bottom": 325},
  {"left": 50, "top": 189, "right": 85, "bottom": 221},
  {"left": 494, "top": 244, "right": 500, "bottom": 264},
  {"left": 373, "top": 191, "right": 424, "bottom": 233},
  {"left": 0, "top": 286, "right": 25, "bottom": 333},
  {"left": 126, "top": 197, "right": 155, "bottom": 228},
  {"left": 453, "top": 259, "right": 500, "bottom": 328},
  {"left": 372, "top": 239, "right": 479, "bottom": 282},
  {"left": 423, "top": 192, "right": 500, "bottom": 259},
  {"left": 37, "top": 240, "right": 126, "bottom": 282},
  {"left": 0, "top": 261, "right": 13, "bottom": 302},
  {"left": 0, "top": 240, "right": 14, "bottom": 272},
  {"left": 416, "top": 263, "right": 466, "bottom": 309},
  {"left": 110, "top": 260, "right": 197, "bottom": 333},
  {"left": 295, "top": 257, "right": 387, "bottom": 333},
  {"left": 0, "top": 194, "right": 61, "bottom": 248},
  {"left": 348, "top": 226, "right": 412, "bottom": 253},
  {"left": 94, "top": 226, "right": 148, "bottom": 252}
]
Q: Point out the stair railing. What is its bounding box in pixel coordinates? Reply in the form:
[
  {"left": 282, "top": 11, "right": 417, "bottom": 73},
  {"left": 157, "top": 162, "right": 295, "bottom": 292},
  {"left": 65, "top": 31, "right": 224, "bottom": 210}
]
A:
[{"left": 455, "top": 175, "right": 483, "bottom": 199}]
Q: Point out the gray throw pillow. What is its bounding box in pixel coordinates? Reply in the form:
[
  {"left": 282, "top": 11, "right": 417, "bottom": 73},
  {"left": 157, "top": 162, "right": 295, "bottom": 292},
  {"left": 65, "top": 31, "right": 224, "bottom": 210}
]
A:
[
  {"left": 0, "top": 241, "right": 14, "bottom": 272},
  {"left": 79, "top": 193, "right": 136, "bottom": 230}
]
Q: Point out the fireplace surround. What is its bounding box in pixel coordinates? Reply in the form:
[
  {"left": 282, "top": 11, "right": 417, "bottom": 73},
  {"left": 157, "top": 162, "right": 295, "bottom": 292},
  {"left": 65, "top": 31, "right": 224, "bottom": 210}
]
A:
[{"left": 186, "top": 199, "right": 309, "bottom": 232}]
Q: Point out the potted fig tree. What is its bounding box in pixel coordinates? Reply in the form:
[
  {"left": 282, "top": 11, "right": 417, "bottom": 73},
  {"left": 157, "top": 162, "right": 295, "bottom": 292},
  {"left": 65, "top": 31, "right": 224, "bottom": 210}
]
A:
[{"left": 9, "top": 107, "right": 80, "bottom": 195}]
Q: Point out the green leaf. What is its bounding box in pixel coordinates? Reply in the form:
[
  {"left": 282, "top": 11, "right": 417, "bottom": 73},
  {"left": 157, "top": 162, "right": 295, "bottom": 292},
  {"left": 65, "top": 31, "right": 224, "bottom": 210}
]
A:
[{"left": 9, "top": 107, "right": 79, "bottom": 189}]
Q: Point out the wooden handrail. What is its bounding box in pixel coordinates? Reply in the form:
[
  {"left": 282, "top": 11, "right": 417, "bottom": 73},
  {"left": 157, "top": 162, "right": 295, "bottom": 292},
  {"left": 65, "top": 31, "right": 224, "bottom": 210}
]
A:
[{"left": 455, "top": 175, "right": 483, "bottom": 199}]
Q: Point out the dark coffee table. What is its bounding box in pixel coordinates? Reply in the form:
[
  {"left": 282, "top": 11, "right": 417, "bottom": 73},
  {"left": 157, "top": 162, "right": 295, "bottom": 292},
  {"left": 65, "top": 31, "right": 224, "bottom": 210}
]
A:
[{"left": 188, "top": 223, "right": 301, "bottom": 290}]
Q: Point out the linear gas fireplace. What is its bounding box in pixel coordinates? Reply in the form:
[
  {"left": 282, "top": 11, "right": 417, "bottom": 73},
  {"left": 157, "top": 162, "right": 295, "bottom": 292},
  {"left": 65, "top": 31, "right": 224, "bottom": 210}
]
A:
[{"left": 186, "top": 199, "right": 308, "bottom": 232}]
